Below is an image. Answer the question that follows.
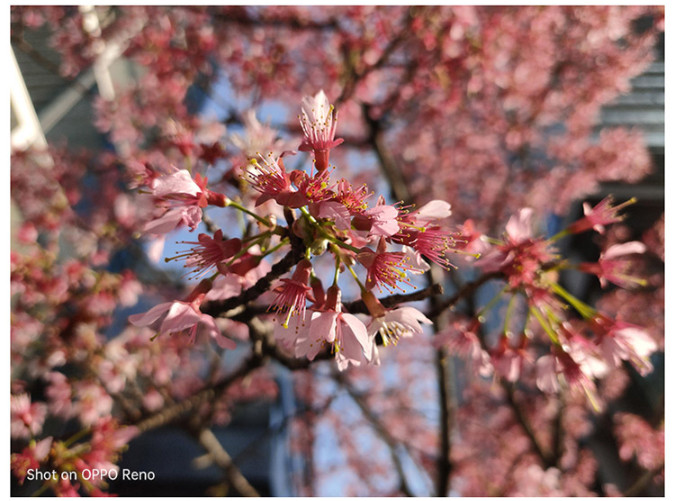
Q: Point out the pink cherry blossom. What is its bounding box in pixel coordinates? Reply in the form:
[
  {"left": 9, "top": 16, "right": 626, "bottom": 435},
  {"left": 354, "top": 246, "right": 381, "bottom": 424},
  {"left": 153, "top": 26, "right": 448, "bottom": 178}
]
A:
[
  {"left": 296, "top": 286, "right": 372, "bottom": 370},
  {"left": 129, "top": 299, "right": 234, "bottom": 349},
  {"left": 246, "top": 154, "right": 307, "bottom": 208},
  {"left": 271, "top": 259, "right": 313, "bottom": 327},
  {"left": 298, "top": 90, "right": 344, "bottom": 171},
  {"left": 357, "top": 245, "right": 417, "bottom": 293},
  {"left": 143, "top": 170, "right": 208, "bottom": 235},
  {"left": 171, "top": 230, "right": 242, "bottom": 277},
  {"left": 11, "top": 394, "right": 47, "bottom": 439},
  {"left": 11, "top": 437, "right": 53, "bottom": 484},
  {"left": 591, "top": 316, "right": 657, "bottom": 376},
  {"left": 404, "top": 199, "right": 452, "bottom": 222},
  {"left": 351, "top": 196, "right": 400, "bottom": 238},
  {"left": 367, "top": 306, "right": 431, "bottom": 346},
  {"left": 579, "top": 241, "right": 646, "bottom": 288},
  {"left": 129, "top": 280, "right": 236, "bottom": 349},
  {"left": 567, "top": 196, "right": 635, "bottom": 235},
  {"left": 230, "top": 109, "right": 286, "bottom": 159},
  {"left": 433, "top": 319, "right": 493, "bottom": 377}
]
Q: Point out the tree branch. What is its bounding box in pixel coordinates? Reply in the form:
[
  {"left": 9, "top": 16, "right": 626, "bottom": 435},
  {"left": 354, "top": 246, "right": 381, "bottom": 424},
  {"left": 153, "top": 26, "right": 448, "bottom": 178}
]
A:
[
  {"left": 132, "top": 354, "right": 264, "bottom": 433},
  {"left": 429, "top": 271, "right": 503, "bottom": 319},
  {"left": 622, "top": 463, "right": 664, "bottom": 496},
  {"left": 192, "top": 427, "right": 260, "bottom": 497},
  {"left": 503, "top": 382, "right": 555, "bottom": 469},
  {"left": 202, "top": 234, "right": 306, "bottom": 318},
  {"left": 435, "top": 345, "right": 453, "bottom": 497},
  {"left": 226, "top": 283, "right": 443, "bottom": 324}
]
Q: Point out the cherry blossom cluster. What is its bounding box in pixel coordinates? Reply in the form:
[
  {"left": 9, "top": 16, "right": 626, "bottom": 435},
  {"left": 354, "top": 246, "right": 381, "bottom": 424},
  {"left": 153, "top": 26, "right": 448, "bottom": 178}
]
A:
[
  {"left": 128, "top": 88, "right": 658, "bottom": 410},
  {"left": 130, "top": 90, "right": 461, "bottom": 370},
  {"left": 436, "top": 197, "right": 657, "bottom": 410},
  {"left": 11, "top": 6, "right": 664, "bottom": 497}
]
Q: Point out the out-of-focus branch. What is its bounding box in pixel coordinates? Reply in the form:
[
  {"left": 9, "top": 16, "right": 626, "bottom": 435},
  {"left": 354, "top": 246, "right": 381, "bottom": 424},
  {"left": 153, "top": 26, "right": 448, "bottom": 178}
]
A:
[
  {"left": 622, "top": 463, "right": 664, "bottom": 496},
  {"left": 503, "top": 382, "right": 555, "bottom": 469},
  {"left": 201, "top": 213, "right": 222, "bottom": 235},
  {"left": 363, "top": 105, "right": 411, "bottom": 203},
  {"left": 337, "top": 11, "right": 413, "bottom": 106},
  {"left": 364, "top": 106, "right": 454, "bottom": 495},
  {"left": 429, "top": 271, "right": 503, "bottom": 319},
  {"left": 435, "top": 345, "right": 453, "bottom": 497},
  {"left": 193, "top": 427, "right": 260, "bottom": 497},
  {"left": 211, "top": 7, "right": 339, "bottom": 31},
  {"left": 332, "top": 370, "right": 414, "bottom": 497},
  {"left": 133, "top": 354, "right": 263, "bottom": 433}
]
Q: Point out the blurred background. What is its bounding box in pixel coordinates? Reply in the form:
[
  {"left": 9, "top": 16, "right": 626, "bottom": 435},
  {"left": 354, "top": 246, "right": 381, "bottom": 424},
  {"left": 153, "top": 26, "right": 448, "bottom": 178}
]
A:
[{"left": 10, "top": 6, "right": 664, "bottom": 496}]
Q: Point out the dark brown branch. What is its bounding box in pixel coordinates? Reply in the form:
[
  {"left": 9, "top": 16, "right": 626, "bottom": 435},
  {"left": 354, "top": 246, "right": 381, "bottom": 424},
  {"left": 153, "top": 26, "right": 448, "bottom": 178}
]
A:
[
  {"left": 202, "top": 235, "right": 306, "bottom": 318},
  {"left": 210, "top": 7, "right": 339, "bottom": 31},
  {"left": 226, "top": 283, "right": 444, "bottom": 324},
  {"left": 345, "top": 282, "right": 443, "bottom": 314},
  {"left": 435, "top": 345, "right": 453, "bottom": 497}
]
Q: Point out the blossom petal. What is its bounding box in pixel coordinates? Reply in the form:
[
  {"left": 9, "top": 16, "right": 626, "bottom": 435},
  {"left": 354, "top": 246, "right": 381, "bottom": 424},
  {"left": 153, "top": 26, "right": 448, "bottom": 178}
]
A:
[
  {"left": 309, "top": 311, "right": 338, "bottom": 344},
  {"left": 159, "top": 302, "right": 200, "bottom": 335},
  {"left": 143, "top": 209, "right": 184, "bottom": 235},
  {"left": 154, "top": 170, "right": 202, "bottom": 197},
  {"left": 505, "top": 208, "right": 534, "bottom": 243},
  {"left": 414, "top": 200, "right": 452, "bottom": 221},
  {"left": 341, "top": 313, "right": 372, "bottom": 359},
  {"left": 603, "top": 241, "right": 647, "bottom": 260},
  {"left": 128, "top": 302, "right": 171, "bottom": 327}
]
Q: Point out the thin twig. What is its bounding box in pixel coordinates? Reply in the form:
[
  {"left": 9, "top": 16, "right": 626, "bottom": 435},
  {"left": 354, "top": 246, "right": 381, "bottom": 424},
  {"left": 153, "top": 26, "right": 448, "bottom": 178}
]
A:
[{"left": 429, "top": 272, "right": 503, "bottom": 319}]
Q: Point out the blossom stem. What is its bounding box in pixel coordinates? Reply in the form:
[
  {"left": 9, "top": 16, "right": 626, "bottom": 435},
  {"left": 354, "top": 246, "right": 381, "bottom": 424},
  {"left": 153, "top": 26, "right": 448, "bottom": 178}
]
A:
[
  {"left": 485, "top": 236, "right": 505, "bottom": 246},
  {"left": 223, "top": 234, "right": 275, "bottom": 269},
  {"left": 550, "top": 282, "right": 596, "bottom": 319},
  {"left": 503, "top": 294, "right": 517, "bottom": 337},
  {"left": 261, "top": 238, "right": 289, "bottom": 257},
  {"left": 333, "top": 255, "right": 341, "bottom": 286},
  {"left": 548, "top": 228, "right": 570, "bottom": 242},
  {"left": 31, "top": 479, "right": 54, "bottom": 497},
  {"left": 299, "top": 206, "right": 361, "bottom": 253},
  {"left": 62, "top": 427, "right": 91, "bottom": 448},
  {"left": 242, "top": 229, "right": 272, "bottom": 243},
  {"left": 530, "top": 306, "right": 559, "bottom": 344},
  {"left": 346, "top": 264, "right": 367, "bottom": 292},
  {"left": 227, "top": 200, "right": 273, "bottom": 227},
  {"left": 477, "top": 287, "right": 506, "bottom": 320}
]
